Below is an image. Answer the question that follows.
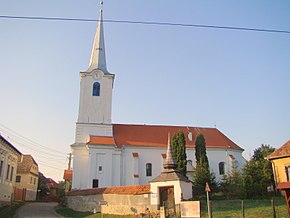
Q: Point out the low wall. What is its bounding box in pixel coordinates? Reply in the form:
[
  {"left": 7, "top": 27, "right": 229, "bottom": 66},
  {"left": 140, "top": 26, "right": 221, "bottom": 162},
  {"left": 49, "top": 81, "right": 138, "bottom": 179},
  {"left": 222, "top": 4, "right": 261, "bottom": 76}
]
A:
[{"left": 66, "top": 185, "right": 157, "bottom": 215}]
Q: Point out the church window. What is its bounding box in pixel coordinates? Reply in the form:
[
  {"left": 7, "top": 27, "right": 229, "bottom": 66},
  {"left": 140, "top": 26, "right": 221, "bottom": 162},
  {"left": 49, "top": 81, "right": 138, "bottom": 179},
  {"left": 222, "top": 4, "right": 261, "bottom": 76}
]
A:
[
  {"left": 219, "top": 162, "right": 225, "bottom": 175},
  {"left": 92, "top": 82, "right": 100, "bottom": 96},
  {"left": 146, "top": 163, "right": 152, "bottom": 177},
  {"left": 98, "top": 166, "right": 103, "bottom": 173}
]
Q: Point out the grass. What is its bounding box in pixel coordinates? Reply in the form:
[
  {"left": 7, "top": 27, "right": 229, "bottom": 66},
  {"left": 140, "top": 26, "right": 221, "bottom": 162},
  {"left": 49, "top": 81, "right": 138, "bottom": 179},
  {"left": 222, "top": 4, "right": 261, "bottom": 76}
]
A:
[
  {"left": 200, "top": 197, "right": 288, "bottom": 218},
  {"left": 0, "top": 202, "right": 26, "bottom": 218}
]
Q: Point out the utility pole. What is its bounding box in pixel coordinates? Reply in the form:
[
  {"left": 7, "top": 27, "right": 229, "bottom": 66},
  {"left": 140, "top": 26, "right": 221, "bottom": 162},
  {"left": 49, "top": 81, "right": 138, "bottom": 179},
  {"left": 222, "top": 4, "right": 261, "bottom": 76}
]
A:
[{"left": 65, "top": 153, "right": 72, "bottom": 192}]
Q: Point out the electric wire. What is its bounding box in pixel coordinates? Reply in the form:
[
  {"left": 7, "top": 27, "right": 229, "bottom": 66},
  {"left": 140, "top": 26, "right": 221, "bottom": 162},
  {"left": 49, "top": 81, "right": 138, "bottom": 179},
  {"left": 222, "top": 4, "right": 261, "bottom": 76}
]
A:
[{"left": 0, "top": 15, "right": 290, "bottom": 34}]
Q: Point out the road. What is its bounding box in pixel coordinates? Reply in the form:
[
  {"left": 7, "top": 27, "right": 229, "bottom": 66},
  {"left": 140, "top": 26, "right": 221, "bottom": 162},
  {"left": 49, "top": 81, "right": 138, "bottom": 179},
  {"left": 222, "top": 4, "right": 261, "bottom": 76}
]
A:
[{"left": 14, "top": 202, "right": 63, "bottom": 218}]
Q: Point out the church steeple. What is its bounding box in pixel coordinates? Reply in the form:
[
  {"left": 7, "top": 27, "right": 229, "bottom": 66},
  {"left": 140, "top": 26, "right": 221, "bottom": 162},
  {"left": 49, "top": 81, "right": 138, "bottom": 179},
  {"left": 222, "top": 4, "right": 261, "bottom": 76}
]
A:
[
  {"left": 87, "top": 1, "right": 107, "bottom": 73},
  {"left": 163, "top": 133, "right": 177, "bottom": 171}
]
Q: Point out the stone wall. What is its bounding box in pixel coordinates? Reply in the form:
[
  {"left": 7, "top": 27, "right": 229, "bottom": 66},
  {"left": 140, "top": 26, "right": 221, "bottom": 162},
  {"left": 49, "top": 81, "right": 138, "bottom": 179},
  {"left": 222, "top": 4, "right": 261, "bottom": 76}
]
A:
[{"left": 66, "top": 184, "right": 157, "bottom": 215}]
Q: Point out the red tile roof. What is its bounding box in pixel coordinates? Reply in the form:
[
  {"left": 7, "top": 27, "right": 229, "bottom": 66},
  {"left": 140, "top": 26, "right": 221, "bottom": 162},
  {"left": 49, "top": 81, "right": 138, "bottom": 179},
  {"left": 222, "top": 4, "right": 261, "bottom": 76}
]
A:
[
  {"left": 276, "top": 182, "right": 290, "bottom": 190},
  {"left": 267, "top": 140, "right": 290, "bottom": 160},
  {"left": 67, "top": 184, "right": 150, "bottom": 196},
  {"left": 108, "top": 124, "right": 243, "bottom": 150},
  {"left": 87, "top": 136, "right": 115, "bottom": 145}
]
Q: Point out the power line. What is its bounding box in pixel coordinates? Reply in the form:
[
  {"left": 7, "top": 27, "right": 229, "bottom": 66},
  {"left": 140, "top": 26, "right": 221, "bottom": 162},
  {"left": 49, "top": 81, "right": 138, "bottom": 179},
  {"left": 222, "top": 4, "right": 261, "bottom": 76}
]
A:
[{"left": 0, "top": 15, "right": 290, "bottom": 34}]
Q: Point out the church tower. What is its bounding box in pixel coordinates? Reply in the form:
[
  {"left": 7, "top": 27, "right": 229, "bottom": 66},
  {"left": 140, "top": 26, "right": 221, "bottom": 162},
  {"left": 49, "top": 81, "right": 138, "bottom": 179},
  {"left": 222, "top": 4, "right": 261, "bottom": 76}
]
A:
[{"left": 75, "top": 3, "right": 114, "bottom": 143}]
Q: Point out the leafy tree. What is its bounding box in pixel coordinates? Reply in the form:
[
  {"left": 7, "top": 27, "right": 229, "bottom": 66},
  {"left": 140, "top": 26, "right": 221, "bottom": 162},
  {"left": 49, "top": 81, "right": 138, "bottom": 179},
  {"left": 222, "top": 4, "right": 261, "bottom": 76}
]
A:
[
  {"left": 193, "top": 132, "right": 217, "bottom": 195},
  {"left": 172, "top": 130, "right": 187, "bottom": 177},
  {"left": 37, "top": 172, "right": 49, "bottom": 199},
  {"left": 195, "top": 132, "right": 209, "bottom": 169},
  {"left": 241, "top": 144, "right": 275, "bottom": 198}
]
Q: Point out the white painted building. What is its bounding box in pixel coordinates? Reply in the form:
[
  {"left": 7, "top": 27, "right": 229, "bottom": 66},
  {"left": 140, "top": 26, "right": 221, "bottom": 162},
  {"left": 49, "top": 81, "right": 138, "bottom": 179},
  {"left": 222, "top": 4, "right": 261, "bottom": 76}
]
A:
[{"left": 71, "top": 5, "right": 245, "bottom": 190}]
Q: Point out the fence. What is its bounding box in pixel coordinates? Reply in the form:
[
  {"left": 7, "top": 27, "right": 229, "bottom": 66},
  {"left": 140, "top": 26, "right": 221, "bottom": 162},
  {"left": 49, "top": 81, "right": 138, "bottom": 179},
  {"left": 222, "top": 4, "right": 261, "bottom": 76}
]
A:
[{"left": 199, "top": 197, "right": 288, "bottom": 218}]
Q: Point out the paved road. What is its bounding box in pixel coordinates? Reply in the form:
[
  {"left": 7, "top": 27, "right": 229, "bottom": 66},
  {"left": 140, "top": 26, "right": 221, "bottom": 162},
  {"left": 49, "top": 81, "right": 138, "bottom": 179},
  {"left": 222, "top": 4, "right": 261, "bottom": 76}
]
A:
[{"left": 14, "top": 202, "right": 63, "bottom": 218}]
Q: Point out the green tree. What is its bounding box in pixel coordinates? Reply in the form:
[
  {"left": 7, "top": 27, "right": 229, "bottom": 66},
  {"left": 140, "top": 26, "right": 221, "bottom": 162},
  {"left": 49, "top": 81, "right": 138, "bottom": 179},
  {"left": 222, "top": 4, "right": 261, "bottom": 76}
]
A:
[
  {"left": 193, "top": 132, "right": 217, "bottom": 196},
  {"left": 219, "top": 160, "right": 242, "bottom": 199},
  {"left": 172, "top": 130, "right": 187, "bottom": 177},
  {"left": 241, "top": 144, "right": 275, "bottom": 198},
  {"left": 37, "top": 172, "right": 49, "bottom": 199}
]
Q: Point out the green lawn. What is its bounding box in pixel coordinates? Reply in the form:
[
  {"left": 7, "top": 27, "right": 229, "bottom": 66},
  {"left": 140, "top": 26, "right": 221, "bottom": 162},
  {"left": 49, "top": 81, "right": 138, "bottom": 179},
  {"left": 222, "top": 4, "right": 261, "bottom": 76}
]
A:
[{"left": 200, "top": 197, "right": 288, "bottom": 218}]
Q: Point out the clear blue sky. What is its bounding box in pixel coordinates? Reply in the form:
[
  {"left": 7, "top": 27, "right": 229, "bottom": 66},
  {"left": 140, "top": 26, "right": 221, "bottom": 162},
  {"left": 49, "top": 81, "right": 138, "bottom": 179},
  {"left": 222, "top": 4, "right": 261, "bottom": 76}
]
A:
[{"left": 0, "top": 1, "right": 289, "bottom": 181}]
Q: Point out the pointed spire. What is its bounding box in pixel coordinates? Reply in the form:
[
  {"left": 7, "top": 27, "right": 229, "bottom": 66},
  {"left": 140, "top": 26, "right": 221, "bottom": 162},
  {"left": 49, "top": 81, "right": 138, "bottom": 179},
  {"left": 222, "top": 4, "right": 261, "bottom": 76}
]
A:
[
  {"left": 87, "top": 1, "right": 107, "bottom": 73},
  {"left": 163, "top": 133, "right": 177, "bottom": 171}
]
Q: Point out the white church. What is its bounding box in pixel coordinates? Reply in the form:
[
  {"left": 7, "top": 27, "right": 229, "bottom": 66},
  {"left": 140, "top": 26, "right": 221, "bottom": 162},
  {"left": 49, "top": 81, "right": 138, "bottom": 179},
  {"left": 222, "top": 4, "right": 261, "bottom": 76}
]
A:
[{"left": 71, "top": 6, "right": 245, "bottom": 190}]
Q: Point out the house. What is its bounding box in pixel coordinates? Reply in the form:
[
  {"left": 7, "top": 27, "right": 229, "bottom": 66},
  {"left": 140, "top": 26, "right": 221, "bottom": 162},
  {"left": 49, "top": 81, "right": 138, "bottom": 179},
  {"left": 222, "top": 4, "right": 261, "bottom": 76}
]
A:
[
  {"left": 0, "top": 134, "right": 21, "bottom": 205},
  {"left": 267, "top": 140, "right": 290, "bottom": 215},
  {"left": 71, "top": 4, "right": 245, "bottom": 190},
  {"left": 15, "top": 155, "right": 39, "bottom": 201}
]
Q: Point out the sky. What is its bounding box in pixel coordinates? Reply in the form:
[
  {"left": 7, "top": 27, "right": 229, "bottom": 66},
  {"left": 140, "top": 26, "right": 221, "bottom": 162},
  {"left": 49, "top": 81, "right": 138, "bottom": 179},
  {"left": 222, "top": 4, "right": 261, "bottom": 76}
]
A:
[{"left": 0, "top": 1, "right": 289, "bottom": 182}]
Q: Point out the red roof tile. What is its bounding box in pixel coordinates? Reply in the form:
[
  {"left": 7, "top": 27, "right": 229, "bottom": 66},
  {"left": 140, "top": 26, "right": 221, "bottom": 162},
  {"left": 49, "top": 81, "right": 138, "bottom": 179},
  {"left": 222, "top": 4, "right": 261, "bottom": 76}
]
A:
[
  {"left": 112, "top": 124, "right": 243, "bottom": 150},
  {"left": 87, "top": 136, "right": 115, "bottom": 145},
  {"left": 47, "top": 178, "right": 60, "bottom": 189},
  {"left": 67, "top": 184, "right": 150, "bottom": 196},
  {"left": 267, "top": 140, "right": 290, "bottom": 160}
]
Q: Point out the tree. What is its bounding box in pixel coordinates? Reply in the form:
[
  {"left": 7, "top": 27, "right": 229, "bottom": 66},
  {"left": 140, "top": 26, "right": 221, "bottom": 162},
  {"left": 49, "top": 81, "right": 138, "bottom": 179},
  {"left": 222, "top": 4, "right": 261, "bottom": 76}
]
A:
[
  {"left": 219, "top": 160, "right": 242, "bottom": 199},
  {"left": 37, "top": 172, "right": 49, "bottom": 200},
  {"left": 193, "top": 132, "right": 217, "bottom": 196},
  {"left": 172, "top": 130, "right": 187, "bottom": 177},
  {"left": 241, "top": 144, "right": 275, "bottom": 198}
]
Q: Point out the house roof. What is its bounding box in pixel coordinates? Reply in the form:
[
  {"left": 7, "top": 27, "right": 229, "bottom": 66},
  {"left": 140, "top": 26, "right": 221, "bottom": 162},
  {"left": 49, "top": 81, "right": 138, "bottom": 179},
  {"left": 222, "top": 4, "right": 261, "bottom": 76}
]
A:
[
  {"left": 0, "top": 134, "right": 22, "bottom": 155},
  {"left": 17, "top": 155, "right": 38, "bottom": 174},
  {"left": 47, "top": 178, "right": 60, "bottom": 189},
  {"left": 88, "top": 124, "right": 243, "bottom": 150},
  {"left": 67, "top": 184, "right": 150, "bottom": 196},
  {"left": 267, "top": 140, "right": 290, "bottom": 160}
]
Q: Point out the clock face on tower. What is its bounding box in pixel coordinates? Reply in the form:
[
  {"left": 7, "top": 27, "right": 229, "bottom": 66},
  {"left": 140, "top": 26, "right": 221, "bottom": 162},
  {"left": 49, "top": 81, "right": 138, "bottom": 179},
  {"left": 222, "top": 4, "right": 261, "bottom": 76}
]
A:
[{"left": 93, "top": 70, "right": 103, "bottom": 80}]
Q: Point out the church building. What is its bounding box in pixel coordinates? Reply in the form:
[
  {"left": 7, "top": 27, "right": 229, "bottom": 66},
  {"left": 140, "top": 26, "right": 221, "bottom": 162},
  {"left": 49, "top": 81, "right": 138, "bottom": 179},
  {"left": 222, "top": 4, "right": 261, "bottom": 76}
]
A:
[{"left": 71, "top": 5, "right": 245, "bottom": 190}]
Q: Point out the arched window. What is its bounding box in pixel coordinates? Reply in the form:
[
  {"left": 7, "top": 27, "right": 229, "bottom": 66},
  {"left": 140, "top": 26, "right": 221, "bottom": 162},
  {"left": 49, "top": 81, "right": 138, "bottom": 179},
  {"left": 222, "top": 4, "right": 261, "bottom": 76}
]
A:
[
  {"left": 219, "top": 162, "right": 225, "bottom": 175},
  {"left": 92, "top": 82, "right": 100, "bottom": 96},
  {"left": 146, "top": 163, "right": 152, "bottom": 177}
]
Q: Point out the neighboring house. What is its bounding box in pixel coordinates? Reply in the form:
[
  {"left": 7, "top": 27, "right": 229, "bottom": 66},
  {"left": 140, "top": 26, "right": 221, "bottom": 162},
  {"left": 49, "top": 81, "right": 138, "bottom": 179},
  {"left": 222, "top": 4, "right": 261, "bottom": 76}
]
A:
[
  {"left": 71, "top": 7, "right": 245, "bottom": 189},
  {"left": 15, "top": 155, "right": 39, "bottom": 201},
  {"left": 0, "top": 134, "right": 21, "bottom": 205},
  {"left": 267, "top": 140, "right": 290, "bottom": 215},
  {"left": 47, "top": 177, "right": 60, "bottom": 197}
]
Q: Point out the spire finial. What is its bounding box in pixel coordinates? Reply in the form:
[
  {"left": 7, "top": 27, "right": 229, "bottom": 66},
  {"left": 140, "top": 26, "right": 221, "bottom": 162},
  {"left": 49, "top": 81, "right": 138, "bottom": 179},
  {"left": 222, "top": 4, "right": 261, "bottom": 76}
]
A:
[
  {"left": 87, "top": 0, "right": 107, "bottom": 73},
  {"left": 163, "top": 132, "right": 177, "bottom": 171},
  {"left": 100, "top": 1, "right": 103, "bottom": 12}
]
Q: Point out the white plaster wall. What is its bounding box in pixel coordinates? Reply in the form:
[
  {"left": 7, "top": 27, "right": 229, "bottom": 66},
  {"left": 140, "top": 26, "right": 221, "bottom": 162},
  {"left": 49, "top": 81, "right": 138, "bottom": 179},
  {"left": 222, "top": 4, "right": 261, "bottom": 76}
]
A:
[
  {"left": 122, "top": 146, "right": 165, "bottom": 186},
  {"left": 122, "top": 146, "right": 245, "bottom": 186},
  {"left": 77, "top": 72, "right": 113, "bottom": 125},
  {"left": 87, "top": 145, "right": 121, "bottom": 188},
  {"left": 75, "top": 123, "right": 112, "bottom": 143},
  {"left": 71, "top": 144, "right": 89, "bottom": 189}
]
